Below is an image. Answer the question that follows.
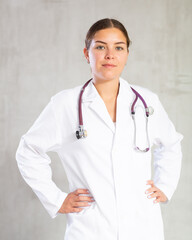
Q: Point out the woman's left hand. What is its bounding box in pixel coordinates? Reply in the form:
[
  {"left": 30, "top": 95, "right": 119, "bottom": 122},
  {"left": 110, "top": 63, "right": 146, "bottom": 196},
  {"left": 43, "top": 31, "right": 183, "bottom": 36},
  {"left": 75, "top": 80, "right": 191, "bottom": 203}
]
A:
[{"left": 145, "top": 180, "right": 168, "bottom": 203}]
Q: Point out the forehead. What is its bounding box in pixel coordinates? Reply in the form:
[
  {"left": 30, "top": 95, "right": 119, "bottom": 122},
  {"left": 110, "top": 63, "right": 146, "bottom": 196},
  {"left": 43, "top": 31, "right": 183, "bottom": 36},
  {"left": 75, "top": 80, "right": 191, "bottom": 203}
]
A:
[{"left": 92, "top": 28, "right": 126, "bottom": 43}]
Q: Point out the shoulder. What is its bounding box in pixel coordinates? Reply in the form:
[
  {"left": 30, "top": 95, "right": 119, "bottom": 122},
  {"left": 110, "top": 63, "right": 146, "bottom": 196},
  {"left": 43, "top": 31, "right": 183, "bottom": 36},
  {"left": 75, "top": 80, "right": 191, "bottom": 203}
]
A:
[
  {"left": 129, "top": 83, "right": 160, "bottom": 106},
  {"left": 120, "top": 77, "right": 155, "bottom": 95},
  {"left": 128, "top": 83, "right": 168, "bottom": 120},
  {"left": 50, "top": 84, "right": 82, "bottom": 108},
  {"left": 120, "top": 78, "right": 159, "bottom": 103},
  {"left": 130, "top": 84, "right": 158, "bottom": 98}
]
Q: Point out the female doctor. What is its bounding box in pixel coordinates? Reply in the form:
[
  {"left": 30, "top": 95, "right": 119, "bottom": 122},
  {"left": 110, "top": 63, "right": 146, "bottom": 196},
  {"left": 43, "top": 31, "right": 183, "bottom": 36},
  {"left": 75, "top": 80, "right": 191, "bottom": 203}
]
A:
[{"left": 16, "top": 18, "right": 183, "bottom": 240}]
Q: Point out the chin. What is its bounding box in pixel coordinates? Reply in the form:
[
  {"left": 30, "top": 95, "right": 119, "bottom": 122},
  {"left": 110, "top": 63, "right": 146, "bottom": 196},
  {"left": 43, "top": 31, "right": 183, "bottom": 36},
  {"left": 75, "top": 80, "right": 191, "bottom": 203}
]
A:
[
  {"left": 92, "top": 72, "right": 121, "bottom": 82},
  {"left": 102, "top": 75, "right": 120, "bottom": 81}
]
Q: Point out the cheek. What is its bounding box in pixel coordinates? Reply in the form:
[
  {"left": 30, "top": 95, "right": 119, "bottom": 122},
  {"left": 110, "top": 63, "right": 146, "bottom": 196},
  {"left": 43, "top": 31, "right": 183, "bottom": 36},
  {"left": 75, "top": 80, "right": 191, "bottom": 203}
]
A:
[
  {"left": 118, "top": 55, "right": 127, "bottom": 66},
  {"left": 90, "top": 52, "right": 103, "bottom": 65}
]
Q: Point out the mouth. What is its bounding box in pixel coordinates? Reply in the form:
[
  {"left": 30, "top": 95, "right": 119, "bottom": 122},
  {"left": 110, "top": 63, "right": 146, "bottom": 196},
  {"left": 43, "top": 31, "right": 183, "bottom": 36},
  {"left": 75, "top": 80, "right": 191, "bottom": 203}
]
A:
[{"left": 102, "top": 64, "right": 117, "bottom": 68}]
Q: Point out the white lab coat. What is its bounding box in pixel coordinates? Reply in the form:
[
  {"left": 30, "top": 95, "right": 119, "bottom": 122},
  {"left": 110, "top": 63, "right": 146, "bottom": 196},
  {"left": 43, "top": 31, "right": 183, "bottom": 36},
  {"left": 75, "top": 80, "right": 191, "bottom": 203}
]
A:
[{"left": 16, "top": 77, "right": 183, "bottom": 240}]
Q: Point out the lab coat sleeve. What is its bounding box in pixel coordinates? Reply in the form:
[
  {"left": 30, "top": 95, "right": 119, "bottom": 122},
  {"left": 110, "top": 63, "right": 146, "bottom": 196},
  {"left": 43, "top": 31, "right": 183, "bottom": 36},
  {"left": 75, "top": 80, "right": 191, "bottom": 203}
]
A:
[
  {"left": 16, "top": 97, "right": 68, "bottom": 218},
  {"left": 152, "top": 95, "right": 183, "bottom": 202}
]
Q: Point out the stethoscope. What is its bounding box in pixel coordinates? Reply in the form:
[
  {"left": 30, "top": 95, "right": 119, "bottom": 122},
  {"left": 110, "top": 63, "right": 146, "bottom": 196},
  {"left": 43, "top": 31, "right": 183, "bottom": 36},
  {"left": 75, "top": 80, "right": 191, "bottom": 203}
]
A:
[{"left": 76, "top": 78, "right": 154, "bottom": 153}]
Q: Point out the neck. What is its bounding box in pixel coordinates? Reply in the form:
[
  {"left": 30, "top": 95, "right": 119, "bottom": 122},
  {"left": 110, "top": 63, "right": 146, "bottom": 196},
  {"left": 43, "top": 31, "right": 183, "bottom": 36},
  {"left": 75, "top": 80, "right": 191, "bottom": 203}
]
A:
[{"left": 92, "top": 77, "right": 120, "bottom": 101}]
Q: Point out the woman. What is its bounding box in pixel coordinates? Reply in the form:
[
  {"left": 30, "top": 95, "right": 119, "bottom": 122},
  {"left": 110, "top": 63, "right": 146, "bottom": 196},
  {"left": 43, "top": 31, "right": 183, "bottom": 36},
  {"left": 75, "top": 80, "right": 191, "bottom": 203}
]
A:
[{"left": 16, "top": 18, "right": 183, "bottom": 240}]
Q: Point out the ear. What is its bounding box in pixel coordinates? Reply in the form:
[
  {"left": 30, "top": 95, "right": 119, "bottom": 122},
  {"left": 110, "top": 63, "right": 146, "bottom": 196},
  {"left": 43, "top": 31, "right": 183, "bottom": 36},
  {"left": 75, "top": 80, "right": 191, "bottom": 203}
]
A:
[{"left": 83, "top": 47, "right": 90, "bottom": 63}]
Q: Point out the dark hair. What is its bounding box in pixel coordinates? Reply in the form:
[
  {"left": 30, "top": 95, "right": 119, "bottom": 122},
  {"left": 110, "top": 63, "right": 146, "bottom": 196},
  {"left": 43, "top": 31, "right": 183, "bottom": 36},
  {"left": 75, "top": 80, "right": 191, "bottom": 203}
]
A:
[{"left": 85, "top": 18, "right": 131, "bottom": 51}]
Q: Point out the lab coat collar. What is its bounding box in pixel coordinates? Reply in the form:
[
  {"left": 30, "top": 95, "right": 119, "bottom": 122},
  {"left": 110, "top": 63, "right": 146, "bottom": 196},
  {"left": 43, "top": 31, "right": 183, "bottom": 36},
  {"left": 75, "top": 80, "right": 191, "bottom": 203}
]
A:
[
  {"left": 82, "top": 77, "right": 134, "bottom": 133},
  {"left": 82, "top": 77, "right": 133, "bottom": 103}
]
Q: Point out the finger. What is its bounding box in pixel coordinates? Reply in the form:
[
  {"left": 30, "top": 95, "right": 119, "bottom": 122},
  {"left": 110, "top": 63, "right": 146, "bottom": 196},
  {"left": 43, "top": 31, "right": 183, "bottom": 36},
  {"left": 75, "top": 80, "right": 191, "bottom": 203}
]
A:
[
  {"left": 146, "top": 180, "right": 154, "bottom": 186},
  {"left": 74, "top": 189, "right": 90, "bottom": 195},
  {"left": 75, "top": 195, "right": 95, "bottom": 202},
  {"left": 73, "top": 201, "right": 91, "bottom": 207},
  {"left": 72, "top": 207, "right": 84, "bottom": 213},
  {"left": 145, "top": 187, "right": 158, "bottom": 194},
  {"left": 147, "top": 192, "right": 160, "bottom": 199},
  {"left": 153, "top": 196, "right": 161, "bottom": 204}
]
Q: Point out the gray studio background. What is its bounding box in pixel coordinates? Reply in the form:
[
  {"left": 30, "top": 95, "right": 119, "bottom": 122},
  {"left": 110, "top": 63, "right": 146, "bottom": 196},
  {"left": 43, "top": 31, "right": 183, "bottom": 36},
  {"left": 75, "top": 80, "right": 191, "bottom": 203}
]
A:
[{"left": 0, "top": 0, "right": 191, "bottom": 239}]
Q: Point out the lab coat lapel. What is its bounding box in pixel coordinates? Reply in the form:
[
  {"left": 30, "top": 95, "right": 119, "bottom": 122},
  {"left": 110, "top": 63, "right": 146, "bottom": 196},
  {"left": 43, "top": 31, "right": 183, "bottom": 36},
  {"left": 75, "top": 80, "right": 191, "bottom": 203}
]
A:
[
  {"left": 89, "top": 97, "right": 115, "bottom": 133},
  {"left": 81, "top": 78, "right": 134, "bottom": 134},
  {"left": 82, "top": 80, "right": 115, "bottom": 134},
  {"left": 115, "top": 78, "right": 135, "bottom": 142},
  {"left": 116, "top": 77, "right": 135, "bottom": 117}
]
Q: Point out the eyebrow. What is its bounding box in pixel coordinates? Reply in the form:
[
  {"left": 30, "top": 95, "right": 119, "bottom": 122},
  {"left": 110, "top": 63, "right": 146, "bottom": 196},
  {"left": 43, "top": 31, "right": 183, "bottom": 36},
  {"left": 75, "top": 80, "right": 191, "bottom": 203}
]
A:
[{"left": 94, "top": 40, "right": 126, "bottom": 45}]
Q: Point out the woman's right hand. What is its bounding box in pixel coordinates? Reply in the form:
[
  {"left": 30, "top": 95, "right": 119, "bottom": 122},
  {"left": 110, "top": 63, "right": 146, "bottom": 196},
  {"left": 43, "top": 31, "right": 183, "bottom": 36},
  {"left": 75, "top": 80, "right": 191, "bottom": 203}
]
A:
[{"left": 58, "top": 188, "right": 95, "bottom": 214}]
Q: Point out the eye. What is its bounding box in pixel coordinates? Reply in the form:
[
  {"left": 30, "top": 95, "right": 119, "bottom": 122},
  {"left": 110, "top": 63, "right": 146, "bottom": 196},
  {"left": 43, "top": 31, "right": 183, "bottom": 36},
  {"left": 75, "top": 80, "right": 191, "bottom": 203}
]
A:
[
  {"left": 116, "top": 46, "right": 124, "bottom": 51},
  {"left": 96, "top": 45, "right": 105, "bottom": 50}
]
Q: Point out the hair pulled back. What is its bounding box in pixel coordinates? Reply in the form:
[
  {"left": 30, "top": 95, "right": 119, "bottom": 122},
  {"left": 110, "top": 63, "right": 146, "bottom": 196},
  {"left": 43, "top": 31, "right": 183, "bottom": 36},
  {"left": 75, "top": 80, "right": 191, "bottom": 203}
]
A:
[{"left": 85, "top": 18, "right": 131, "bottom": 51}]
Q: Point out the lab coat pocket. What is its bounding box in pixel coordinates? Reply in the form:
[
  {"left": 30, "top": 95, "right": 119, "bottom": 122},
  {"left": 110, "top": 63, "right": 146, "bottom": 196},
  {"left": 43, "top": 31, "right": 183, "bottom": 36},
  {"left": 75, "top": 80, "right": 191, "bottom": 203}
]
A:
[{"left": 65, "top": 202, "right": 100, "bottom": 239}]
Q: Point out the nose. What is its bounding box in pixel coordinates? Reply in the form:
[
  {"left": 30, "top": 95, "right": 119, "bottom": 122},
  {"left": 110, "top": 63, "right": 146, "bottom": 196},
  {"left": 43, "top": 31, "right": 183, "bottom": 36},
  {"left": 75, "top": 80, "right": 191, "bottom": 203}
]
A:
[{"left": 105, "top": 48, "right": 115, "bottom": 59}]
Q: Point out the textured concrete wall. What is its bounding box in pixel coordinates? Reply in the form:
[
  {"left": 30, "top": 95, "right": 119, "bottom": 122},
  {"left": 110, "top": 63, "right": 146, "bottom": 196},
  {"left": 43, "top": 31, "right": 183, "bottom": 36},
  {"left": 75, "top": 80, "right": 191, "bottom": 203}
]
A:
[{"left": 0, "top": 0, "right": 191, "bottom": 239}]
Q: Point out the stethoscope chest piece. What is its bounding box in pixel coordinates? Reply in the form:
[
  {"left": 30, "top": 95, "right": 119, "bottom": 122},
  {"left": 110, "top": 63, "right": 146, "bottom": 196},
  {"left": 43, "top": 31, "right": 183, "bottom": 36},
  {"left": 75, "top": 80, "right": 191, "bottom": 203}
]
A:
[
  {"left": 76, "top": 125, "right": 87, "bottom": 139},
  {"left": 146, "top": 106, "right": 154, "bottom": 116}
]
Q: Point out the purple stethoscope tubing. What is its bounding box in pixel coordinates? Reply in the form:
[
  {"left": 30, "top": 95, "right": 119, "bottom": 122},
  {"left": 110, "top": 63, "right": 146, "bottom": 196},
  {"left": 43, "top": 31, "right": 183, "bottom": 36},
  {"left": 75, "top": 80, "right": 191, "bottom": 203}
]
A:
[
  {"left": 78, "top": 79, "right": 92, "bottom": 126},
  {"left": 76, "top": 78, "right": 153, "bottom": 153},
  {"left": 130, "top": 87, "right": 149, "bottom": 117},
  {"left": 130, "top": 87, "right": 151, "bottom": 152}
]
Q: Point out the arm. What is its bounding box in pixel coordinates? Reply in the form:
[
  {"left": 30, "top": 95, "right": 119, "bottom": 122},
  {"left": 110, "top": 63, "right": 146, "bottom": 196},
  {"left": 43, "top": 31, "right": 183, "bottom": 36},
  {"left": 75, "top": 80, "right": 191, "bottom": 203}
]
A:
[
  {"left": 16, "top": 97, "right": 68, "bottom": 218},
  {"left": 151, "top": 95, "right": 183, "bottom": 202}
]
